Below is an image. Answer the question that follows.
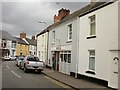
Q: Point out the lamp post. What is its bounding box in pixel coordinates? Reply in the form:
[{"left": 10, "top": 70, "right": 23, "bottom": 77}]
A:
[{"left": 38, "top": 21, "right": 47, "bottom": 26}]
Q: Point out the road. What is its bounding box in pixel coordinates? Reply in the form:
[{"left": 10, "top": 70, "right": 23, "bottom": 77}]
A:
[{"left": 2, "top": 61, "right": 66, "bottom": 89}]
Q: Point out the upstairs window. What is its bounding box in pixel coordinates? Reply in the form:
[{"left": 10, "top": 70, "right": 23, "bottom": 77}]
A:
[
  {"left": 68, "top": 24, "right": 72, "bottom": 41},
  {"left": 1, "top": 41, "right": 6, "bottom": 48},
  {"left": 52, "top": 31, "right": 55, "bottom": 43},
  {"left": 42, "top": 35, "right": 44, "bottom": 46},
  {"left": 89, "top": 15, "right": 96, "bottom": 36}
]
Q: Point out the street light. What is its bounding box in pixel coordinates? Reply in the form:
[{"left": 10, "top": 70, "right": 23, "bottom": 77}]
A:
[{"left": 38, "top": 21, "right": 47, "bottom": 25}]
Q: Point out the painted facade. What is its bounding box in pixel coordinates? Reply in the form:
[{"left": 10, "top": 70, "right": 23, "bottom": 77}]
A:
[
  {"left": 78, "top": 1, "right": 119, "bottom": 89},
  {"left": 36, "top": 1, "right": 119, "bottom": 89},
  {"left": 37, "top": 31, "right": 48, "bottom": 64},
  {"left": 48, "top": 19, "right": 78, "bottom": 75},
  {"left": 1, "top": 31, "right": 17, "bottom": 57},
  {"left": 16, "top": 43, "right": 29, "bottom": 56}
]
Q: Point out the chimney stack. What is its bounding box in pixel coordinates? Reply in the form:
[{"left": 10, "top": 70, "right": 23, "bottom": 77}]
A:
[
  {"left": 20, "top": 32, "right": 26, "bottom": 38},
  {"left": 91, "top": 0, "right": 97, "bottom": 2},
  {"left": 54, "top": 8, "right": 70, "bottom": 23},
  {"left": 32, "top": 36, "right": 35, "bottom": 40}
]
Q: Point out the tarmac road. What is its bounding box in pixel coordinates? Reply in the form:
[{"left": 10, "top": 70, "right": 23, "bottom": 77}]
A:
[{"left": 2, "top": 61, "right": 65, "bottom": 89}]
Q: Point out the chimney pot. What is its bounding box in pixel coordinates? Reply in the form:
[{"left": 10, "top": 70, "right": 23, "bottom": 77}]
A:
[{"left": 20, "top": 32, "right": 26, "bottom": 38}]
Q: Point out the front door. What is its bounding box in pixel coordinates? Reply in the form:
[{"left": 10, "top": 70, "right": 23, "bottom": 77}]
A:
[
  {"left": 109, "top": 51, "right": 119, "bottom": 89},
  {"left": 55, "top": 51, "right": 60, "bottom": 71}
]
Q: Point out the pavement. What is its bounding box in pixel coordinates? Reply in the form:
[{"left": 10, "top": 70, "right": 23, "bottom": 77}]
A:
[{"left": 42, "top": 68, "right": 112, "bottom": 90}]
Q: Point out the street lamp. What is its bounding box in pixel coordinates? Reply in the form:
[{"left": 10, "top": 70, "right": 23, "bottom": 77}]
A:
[{"left": 38, "top": 21, "right": 47, "bottom": 26}]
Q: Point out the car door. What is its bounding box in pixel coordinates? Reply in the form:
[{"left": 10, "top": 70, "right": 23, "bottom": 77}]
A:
[{"left": 21, "top": 57, "right": 25, "bottom": 68}]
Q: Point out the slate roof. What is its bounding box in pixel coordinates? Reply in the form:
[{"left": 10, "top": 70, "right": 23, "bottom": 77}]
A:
[
  {"left": 26, "top": 38, "right": 37, "bottom": 46},
  {"left": 48, "top": 1, "right": 114, "bottom": 30},
  {"left": 37, "top": 1, "right": 115, "bottom": 37},
  {"left": 0, "top": 30, "right": 16, "bottom": 41},
  {"left": 14, "top": 37, "right": 28, "bottom": 45}
]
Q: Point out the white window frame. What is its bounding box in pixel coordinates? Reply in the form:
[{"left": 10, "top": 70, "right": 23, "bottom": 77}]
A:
[
  {"left": 89, "top": 15, "right": 96, "bottom": 36},
  {"left": 88, "top": 50, "right": 95, "bottom": 71},
  {"left": 67, "top": 24, "right": 72, "bottom": 41},
  {"left": 60, "top": 51, "right": 71, "bottom": 63}
]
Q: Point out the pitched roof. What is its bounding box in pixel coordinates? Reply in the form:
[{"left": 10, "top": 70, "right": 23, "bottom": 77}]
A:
[
  {"left": 0, "top": 30, "right": 16, "bottom": 41},
  {"left": 36, "top": 29, "right": 46, "bottom": 37},
  {"left": 14, "top": 37, "right": 28, "bottom": 45},
  {"left": 48, "top": 1, "right": 113, "bottom": 30},
  {"left": 26, "top": 38, "right": 37, "bottom": 46},
  {"left": 36, "top": 1, "right": 115, "bottom": 37}
]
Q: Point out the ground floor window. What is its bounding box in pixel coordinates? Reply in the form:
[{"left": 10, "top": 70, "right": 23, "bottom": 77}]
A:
[
  {"left": 60, "top": 51, "right": 71, "bottom": 63},
  {"left": 89, "top": 50, "right": 95, "bottom": 71}
]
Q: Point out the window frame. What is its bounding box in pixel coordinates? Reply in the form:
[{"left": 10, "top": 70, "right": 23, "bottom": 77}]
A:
[
  {"left": 89, "top": 15, "right": 96, "bottom": 36},
  {"left": 67, "top": 24, "right": 72, "bottom": 41},
  {"left": 88, "top": 50, "right": 95, "bottom": 72},
  {"left": 60, "top": 51, "right": 71, "bottom": 63}
]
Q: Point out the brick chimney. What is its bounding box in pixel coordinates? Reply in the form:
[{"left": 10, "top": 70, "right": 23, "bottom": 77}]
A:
[
  {"left": 90, "top": 0, "right": 97, "bottom": 6},
  {"left": 31, "top": 36, "right": 35, "bottom": 40},
  {"left": 54, "top": 8, "right": 70, "bottom": 23},
  {"left": 20, "top": 32, "right": 26, "bottom": 38}
]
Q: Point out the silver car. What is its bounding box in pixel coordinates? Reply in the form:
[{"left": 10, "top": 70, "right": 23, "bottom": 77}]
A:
[
  {"left": 16, "top": 56, "right": 25, "bottom": 67},
  {"left": 19, "top": 56, "right": 44, "bottom": 73}
]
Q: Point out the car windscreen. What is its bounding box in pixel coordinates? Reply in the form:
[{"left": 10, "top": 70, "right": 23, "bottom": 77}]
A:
[
  {"left": 18, "top": 57, "right": 24, "bottom": 60},
  {"left": 27, "top": 56, "right": 39, "bottom": 61}
]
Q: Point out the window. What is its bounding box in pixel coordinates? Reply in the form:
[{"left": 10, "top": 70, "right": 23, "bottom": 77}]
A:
[
  {"left": 1, "top": 41, "right": 6, "bottom": 48},
  {"left": 68, "top": 24, "right": 72, "bottom": 41},
  {"left": 42, "top": 35, "right": 44, "bottom": 46},
  {"left": 38, "top": 51, "right": 40, "bottom": 59},
  {"left": 64, "top": 54, "right": 67, "bottom": 62},
  {"left": 68, "top": 54, "right": 71, "bottom": 63},
  {"left": 60, "top": 51, "right": 71, "bottom": 63},
  {"left": 11, "top": 42, "right": 16, "bottom": 48},
  {"left": 52, "top": 31, "right": 55, "bottom": 43},
  {"left": 89, "top": 15, "right": 96, "bottom": 36},
  {"left": 60, "top": 54, "right": 63, "bottom": 62},
  {"left": 89, "top": 50, "right": 95, "bottom": 71}
]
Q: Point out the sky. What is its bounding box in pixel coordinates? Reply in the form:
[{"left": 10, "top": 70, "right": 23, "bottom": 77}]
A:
[{"left": 1, "top": 0, "right": 91, "bottom": 38}]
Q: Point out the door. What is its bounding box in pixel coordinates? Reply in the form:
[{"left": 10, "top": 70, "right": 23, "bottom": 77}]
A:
[
  {"left": 55, "top": 51, "right": 60, "bottom": 71},
  {"left": 109, "top": 51, "right": 119, "bottom": 89}
]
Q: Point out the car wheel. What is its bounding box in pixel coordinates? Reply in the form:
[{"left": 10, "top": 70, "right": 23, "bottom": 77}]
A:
[
  {"left": 19, "top": 63, "right": 22, "bottom": 69},
  {"left": 37, "top": 69, "right": 41, "bottom": 73}
]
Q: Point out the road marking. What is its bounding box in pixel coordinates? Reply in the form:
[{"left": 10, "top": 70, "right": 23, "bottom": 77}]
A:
[
  {"left": 6, "top": 64, "right": 10, "bottom": 69},
  {"left": 11, "top": 71, "right": 21, "bottom": 79},
  {"left": 45, "top": 76, "right": 73, "bottom": 89}
]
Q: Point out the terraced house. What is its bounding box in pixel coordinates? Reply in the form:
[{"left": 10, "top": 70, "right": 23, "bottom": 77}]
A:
[
  {"left": 15, "top": 37, "right": 28, "bottom": 56},
  {"left": 0, "top": 30, "right": 17, "bottom": 57},
  {"left": 36, "top": 0, "right": 119, "bottom": 89}
]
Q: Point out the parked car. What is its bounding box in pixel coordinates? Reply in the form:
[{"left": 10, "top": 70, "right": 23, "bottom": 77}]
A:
[
  {"left": 4, "top": 56, "right": 10, "bottom": 61},
  {"left": 19, "top": 56, "right": 44, "bottom": 73},
  {"left": 10, "top": 56, "right": 17, "bottom": 61},
  {"left": 16, "top": 56, "right": 25, "bottom": 67}
]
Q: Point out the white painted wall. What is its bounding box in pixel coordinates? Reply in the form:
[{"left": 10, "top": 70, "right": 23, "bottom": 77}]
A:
[
  {"left": 29, "top": 45, "right": 36, "bottom": 56},
  {"left": 48, "top": 18, "right": 78, "bottom": 75},
  {"left": 37, "top": 32, "right": 48, "bottom": 64},
  {"left": 79, "top": 1, "right": 118, "bottom": 88}
]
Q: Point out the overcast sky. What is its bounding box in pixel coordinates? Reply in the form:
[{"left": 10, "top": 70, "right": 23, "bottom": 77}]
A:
[{"left": 1, "top": 1, "right": 90, "bottom": 38}]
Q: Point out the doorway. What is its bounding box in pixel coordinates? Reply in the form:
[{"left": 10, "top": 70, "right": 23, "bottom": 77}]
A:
[
  {"left": 109, "top": 51, "right": 119, "bottom": 89},
  {"left": 52, "top": 51, "right": 60, "bottom": 71}
]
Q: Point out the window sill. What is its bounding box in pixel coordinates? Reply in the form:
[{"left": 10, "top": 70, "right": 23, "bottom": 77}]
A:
[
  {"left": 51, "top": 42, "right": 55, "bottom": 45},
  {"left": 85, "top": 70, "right": 95, "bottom": 75},
  {"left": 66, "top": 40, "right": 72, "bottom": 43},
  {"left": 87, "top": 35, "right": 96, "bottom": 39}
]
